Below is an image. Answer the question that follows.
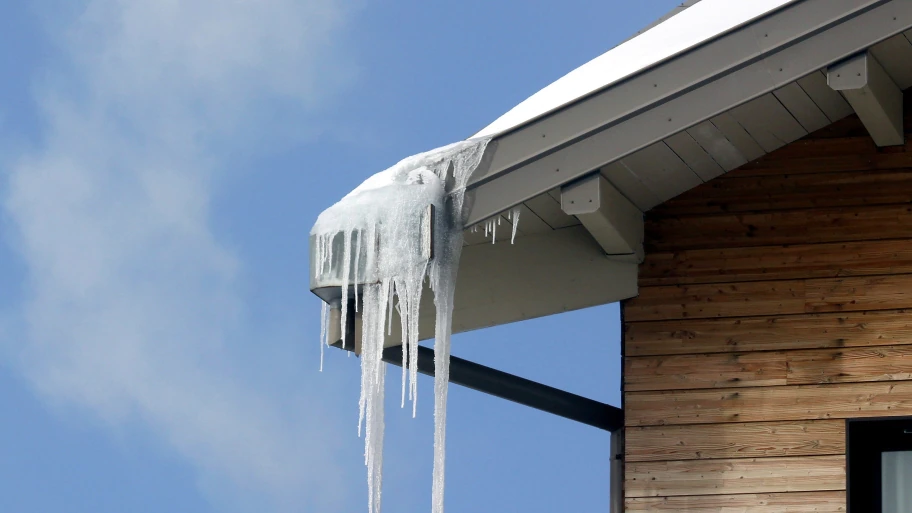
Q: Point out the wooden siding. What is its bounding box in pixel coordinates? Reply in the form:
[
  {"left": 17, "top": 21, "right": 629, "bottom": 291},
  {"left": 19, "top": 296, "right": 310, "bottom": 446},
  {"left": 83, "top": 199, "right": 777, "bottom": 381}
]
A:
[
  {"left": 626, "top": 491, "right": 847, "bottom": 512},
  {"left": 621, "top": 93, "right": 912, "bottom": 511}
]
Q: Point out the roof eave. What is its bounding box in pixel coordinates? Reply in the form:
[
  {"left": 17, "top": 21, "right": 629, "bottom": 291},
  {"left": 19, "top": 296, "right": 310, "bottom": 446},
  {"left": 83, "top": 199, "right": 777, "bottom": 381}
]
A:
[{"left": 465, "top": 0, "right": 912, "bottom": 226}]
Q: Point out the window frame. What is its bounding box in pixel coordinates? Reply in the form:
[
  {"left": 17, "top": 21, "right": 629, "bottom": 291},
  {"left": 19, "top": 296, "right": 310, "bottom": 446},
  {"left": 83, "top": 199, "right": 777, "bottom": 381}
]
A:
[{"left": 846, "top": 416, "right": 912, "bottom": 512}]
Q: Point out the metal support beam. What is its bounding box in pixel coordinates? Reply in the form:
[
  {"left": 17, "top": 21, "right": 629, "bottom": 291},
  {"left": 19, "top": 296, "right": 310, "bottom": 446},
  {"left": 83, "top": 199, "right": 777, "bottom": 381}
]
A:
[
  {"left": 330, "top": 340, "right": 623, "bottom": 432},
  {"left": 561, "top": 174, "right": 644, "bottom": 263},
  {"left": 828, "top": 51, "right": 904, "bottom": 147}
]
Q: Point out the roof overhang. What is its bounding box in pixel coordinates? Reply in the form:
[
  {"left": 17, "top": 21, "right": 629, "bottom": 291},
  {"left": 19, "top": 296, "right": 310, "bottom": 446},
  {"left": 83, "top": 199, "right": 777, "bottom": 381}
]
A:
[
  {"left": 465, "top": 0, "right": 912, "bottom": 226},
  {"left": 313, "top": 0, "right": 912, "bottom": 343}
]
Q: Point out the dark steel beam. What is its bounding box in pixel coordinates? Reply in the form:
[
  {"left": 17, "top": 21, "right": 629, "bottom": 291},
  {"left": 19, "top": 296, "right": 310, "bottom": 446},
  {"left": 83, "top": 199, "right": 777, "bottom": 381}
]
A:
[{"left": 331, "top": 340, "right": 623, "bottom": 432}]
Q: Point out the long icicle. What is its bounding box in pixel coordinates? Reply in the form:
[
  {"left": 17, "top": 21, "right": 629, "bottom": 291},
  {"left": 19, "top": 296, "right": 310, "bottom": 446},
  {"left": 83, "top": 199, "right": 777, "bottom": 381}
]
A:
[
  {"left": 353, "top": 229, "right": 362, "bottom": 312},
  {"left": 319, "top": 301, "right": 328, "bottom": 371},
  {"left": 398, "top": 280, "right": 408, "bottom": 409},
  {"left": 409, "top": 271, "right": 424, "bottom": 418},
  {"left": 312, "top": 137, "right": 490, "bottom": 513},
  {"left": 340, "top": 231, "right": 352, "bottom": 349}
]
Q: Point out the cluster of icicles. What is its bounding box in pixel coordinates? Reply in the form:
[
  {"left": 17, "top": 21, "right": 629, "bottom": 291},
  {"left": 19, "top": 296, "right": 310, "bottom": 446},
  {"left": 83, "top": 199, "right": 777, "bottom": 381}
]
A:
[
  {"left": 471, "top": 207, "right": 521, "bottom": 244},
  {"left": 312, "top": 137, "right": 521, "bottom": 513}
]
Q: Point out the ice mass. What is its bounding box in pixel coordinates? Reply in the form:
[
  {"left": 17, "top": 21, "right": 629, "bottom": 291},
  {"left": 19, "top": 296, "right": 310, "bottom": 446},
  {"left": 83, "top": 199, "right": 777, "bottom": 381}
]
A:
[{"left": 312, "top": 136, "right": 520, "bottom": 513}]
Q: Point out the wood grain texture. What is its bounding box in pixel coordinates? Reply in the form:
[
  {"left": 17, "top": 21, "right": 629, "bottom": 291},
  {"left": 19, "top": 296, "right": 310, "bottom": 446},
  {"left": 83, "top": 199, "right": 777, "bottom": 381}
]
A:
[
  {"left": 627, "top": 274, "right": 912, "bottom": 322},
  {"left": 626, "top": 491, "right": 846, "bottom": 512},
  {"left": 640, "top": 239, "right": 912, "bottom": 286},
  {"left": 805, "top": 275, "right": 912, "bottom": 313},
  {"left": 645, "top": 203, "right": 912, "bottom": 252},
  {"left": 626, "top": 345, "right": 912, "bottom": 391},
  {"left": 651, "top": 170, "right": 912, "bottom": 217},
  {"left": 626, "top": 279, "right": 806, "bottom": 322},
  {"left": 729, "top": 144, "right": 912, "bottom": 174},
  {"left": 625, "top": 351, "right": 787, "bottom": 391},
  {"left": 625, "top": 310, "right": 912, "bottom": 357},
  {"left": 621, "top": 92, "right": 912, "bottom": 510},
  {"left": 626, "top": 381, "right": 912, "bottom": 427},
  {"left": 626, "top": 455, "right": 845, "bottom": 497},
  {"left": 743, "top": 135, "right": 876, "bottom": 161},
  {"left": 625, "top": 420, "right": 845, "bottom": 462},
  {"left": 787, "top": 345, "right": 912, "bottom": 385}
]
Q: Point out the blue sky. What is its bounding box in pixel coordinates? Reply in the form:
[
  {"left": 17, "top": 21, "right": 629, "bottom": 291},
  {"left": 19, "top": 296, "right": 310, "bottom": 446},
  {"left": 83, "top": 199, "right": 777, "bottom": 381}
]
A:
[{"left": 0, "top": 1, "right": 679, "bottom": 512}]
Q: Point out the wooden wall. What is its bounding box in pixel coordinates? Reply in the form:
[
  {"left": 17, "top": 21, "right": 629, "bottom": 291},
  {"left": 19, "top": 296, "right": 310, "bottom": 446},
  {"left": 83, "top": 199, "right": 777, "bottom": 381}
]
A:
[{"left": 621, "top": 93, "right": 912, "bottom": 512}]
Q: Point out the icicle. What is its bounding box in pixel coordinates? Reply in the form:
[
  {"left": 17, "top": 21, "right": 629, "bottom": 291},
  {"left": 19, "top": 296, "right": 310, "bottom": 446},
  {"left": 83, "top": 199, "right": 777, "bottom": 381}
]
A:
[
  {"left": 327, "top": 235, "right": 334, "bottom": 276},
  {"left": 354, "top": 229, "right": 362, "bottom": 312},
  {"left": 491, "top": 217, "right": 497, "bottom": 244},
  {"left": 398, "top": 287, "right": 408, "bottom": 409},
  {"left": 510, "top": 207, "right": 521, "bottom": 244},
  {"left": 312, "top": 137, "right": 490, "bottom": 513},
  {"left": 317, "top": 235, "right": 324, "bottom": 275},
  {"left": 359, "top": 280, "right": 389, "bottom": 513},
  {"left": 340, "top": 231, "right": 352, "bottom": 349},
  {"left": 387, "top": 281, "right": 395, "bottom": 336},
  {"left": 319, "top": 301, "right": 328, "bottom": 371},
  {"left": 409, "top": 267, "right": 425, "bottom": 418}
]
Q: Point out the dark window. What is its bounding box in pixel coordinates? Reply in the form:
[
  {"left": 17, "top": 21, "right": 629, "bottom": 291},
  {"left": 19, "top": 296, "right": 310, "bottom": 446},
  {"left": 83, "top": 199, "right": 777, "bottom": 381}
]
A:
[{"left": 847, "top": 417, "right": 912, "bottom": 513}]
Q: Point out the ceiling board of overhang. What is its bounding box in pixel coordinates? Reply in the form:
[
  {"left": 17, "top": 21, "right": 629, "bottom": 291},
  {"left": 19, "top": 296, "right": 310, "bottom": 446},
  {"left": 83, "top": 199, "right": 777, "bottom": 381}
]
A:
[
  {"left": 448, "top": 9, "right": 912, "bottom": 338},
  {"left": 463, "top": 1, "right": 912, "bottom": 232}
]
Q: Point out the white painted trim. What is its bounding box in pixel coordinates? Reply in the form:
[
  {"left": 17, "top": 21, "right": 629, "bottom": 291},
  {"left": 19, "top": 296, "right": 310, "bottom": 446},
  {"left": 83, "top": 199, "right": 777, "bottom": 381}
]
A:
[
  {"left": 828, "top": 51, "right": 905, "bottom": 147},
  {"left": 561, "top": 174, "right": 644, "bottom": 263},
  {"left": 473, "top": 0, "right": 799, "bottom": 138}
]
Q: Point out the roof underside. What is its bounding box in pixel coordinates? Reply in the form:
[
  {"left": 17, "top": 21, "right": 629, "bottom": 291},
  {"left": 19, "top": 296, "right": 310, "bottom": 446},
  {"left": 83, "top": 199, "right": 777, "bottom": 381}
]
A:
[
  {"left": 464, "top": 0, "right": 912, "bottom": 230},
  {"left": 312, "top": 0, "right": 912, "bottom": 344},
  {"left": 442, "top": 0, "right": 912, "bottom": 340}
]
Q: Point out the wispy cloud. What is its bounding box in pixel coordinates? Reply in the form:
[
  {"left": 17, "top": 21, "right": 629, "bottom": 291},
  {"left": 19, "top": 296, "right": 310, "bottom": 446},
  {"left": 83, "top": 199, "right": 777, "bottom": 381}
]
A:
[{"left": 3, "top": 1, "right": 358, "bottom": 510}]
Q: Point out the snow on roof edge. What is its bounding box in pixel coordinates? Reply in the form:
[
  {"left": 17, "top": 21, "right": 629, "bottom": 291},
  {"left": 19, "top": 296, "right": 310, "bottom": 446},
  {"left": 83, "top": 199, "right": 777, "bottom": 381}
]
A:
[{"left": 472, "top": 0, "right": 799, "bottom": 139}]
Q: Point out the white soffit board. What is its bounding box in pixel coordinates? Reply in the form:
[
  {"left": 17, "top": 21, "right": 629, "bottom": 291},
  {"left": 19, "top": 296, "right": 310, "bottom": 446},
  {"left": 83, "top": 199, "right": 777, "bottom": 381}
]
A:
[
  {"left": 383, "top": 226, "right": 639, "bottom": 345},
  {"left": 473, "top": 0, "right": 799, "bottom": 138}
]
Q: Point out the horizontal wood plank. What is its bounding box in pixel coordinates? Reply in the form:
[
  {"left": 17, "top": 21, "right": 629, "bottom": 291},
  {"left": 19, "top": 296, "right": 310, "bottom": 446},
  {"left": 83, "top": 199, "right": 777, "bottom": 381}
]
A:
[
  {"left": 626, "top": 491, "right": 846, "bottom": 512},
  {"left": 805, "top": 275, "right": 912, "bottom": 313},
  {"left": 640, "top": 239, "right": 912, "bottom": 287},
  {"left": 625, "top": 420, "right": 845, "bottom": 462},
  {"left": 627, "top": 274, "right": 912, "bottom": 322},
  {"left": 626, "top": 280, "right": 806, "bottom": 322},
  {"left": 645, "top": 204, "right": 912, "bottom": 252},
  {"left": 622, "top": 93, "right": 912, "bottom": 511},
  {"left": 755, "top": 135, "right": 875, "bottom": 161},
  {"left": 625, "top": 310, "right": 912, "bottom": 357},
  {"left": 625, "top": 351, "right": 787, "bottom": 391},
  {"left": 626, "top": 455, "right": 845, "bottom": 497},
  {"left": 652, "top": 170, "right": 912, "bottom": 216},
  {"left": 626, "top": 345, "right": 912, "bottom": 391},
  {"left": 788, "top": 345, "right": 912, "bottom": 385},
  {"left": 722, "top": 147, "right": 912, "bottom": 178},
  {"left": 626, "top": 380, "right": 912, "bottom": 427}
]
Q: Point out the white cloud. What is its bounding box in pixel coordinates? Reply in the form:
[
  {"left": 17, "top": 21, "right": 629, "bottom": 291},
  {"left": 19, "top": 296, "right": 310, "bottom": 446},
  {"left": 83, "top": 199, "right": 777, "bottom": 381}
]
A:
[{"left": 3, "top": 0, "right": 359, "bottom": 510}]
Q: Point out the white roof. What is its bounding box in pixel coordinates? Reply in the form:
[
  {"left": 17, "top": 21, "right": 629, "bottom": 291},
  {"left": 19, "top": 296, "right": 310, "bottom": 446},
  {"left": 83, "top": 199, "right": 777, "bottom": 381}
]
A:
[{"left": 473, "top": 0, "right": 798, "bottom": 138}]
